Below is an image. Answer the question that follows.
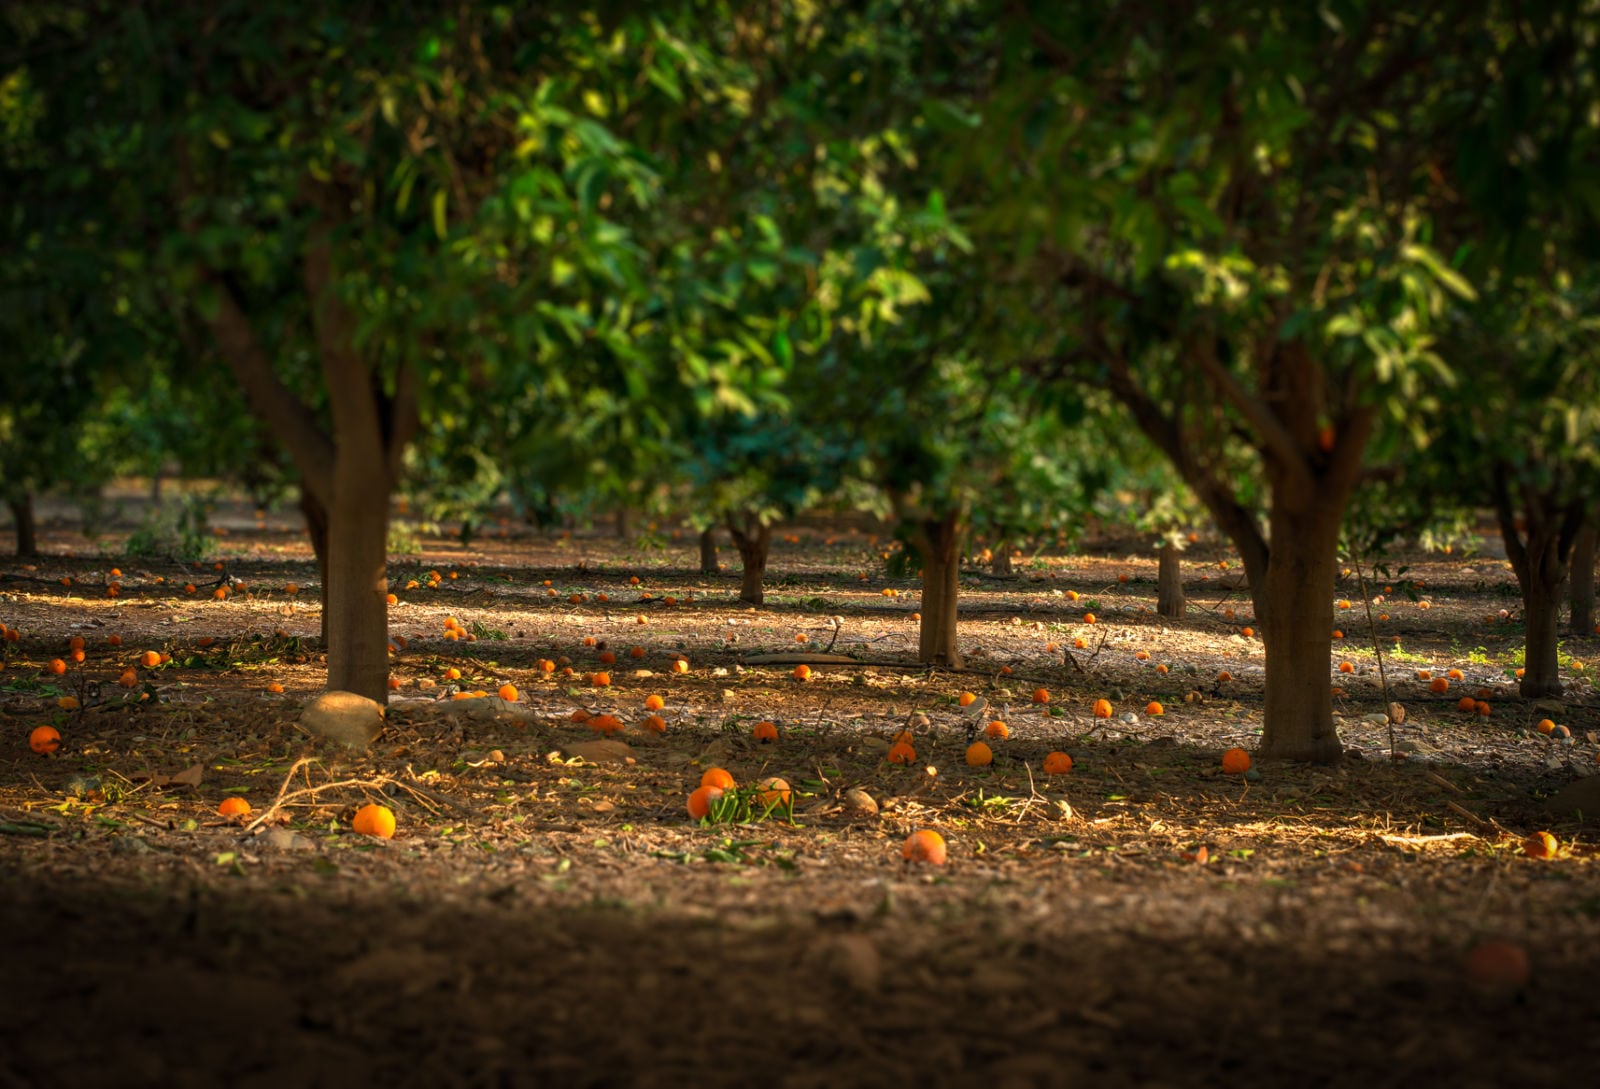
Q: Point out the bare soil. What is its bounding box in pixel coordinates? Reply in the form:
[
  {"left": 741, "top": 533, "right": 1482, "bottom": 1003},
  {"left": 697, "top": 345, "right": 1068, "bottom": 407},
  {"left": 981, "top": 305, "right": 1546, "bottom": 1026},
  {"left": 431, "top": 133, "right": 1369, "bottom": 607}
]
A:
[{"left": 3, "top": 496, "right": 1599, "bottom": 1088}]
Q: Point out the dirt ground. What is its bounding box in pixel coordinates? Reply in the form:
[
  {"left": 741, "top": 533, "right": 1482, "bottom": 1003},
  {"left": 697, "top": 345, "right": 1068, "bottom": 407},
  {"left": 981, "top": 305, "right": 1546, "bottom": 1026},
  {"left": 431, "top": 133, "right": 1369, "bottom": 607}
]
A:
[{"left": 3, "top": 495, "right": 1599, "bottom": 1088}]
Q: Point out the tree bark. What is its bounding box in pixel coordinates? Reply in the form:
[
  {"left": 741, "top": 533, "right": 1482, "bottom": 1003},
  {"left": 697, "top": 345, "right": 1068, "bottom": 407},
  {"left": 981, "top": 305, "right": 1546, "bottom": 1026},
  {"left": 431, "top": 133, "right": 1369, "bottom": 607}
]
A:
[
  {"left": 1492, "top": 465, "right": 1581, "bottom": 699},
  {"left": 7, "top": 494, "right": 38, "bottom": 558},
  {"left": 727, "top": 516, "right": 771, "bottom": 605},
  {"left": 991, "top": 538, "right": 1013, "bottom": 576},
  {"left": 1157, "top": 540, "right": 1185, "bottom": 618},
  {"left": 299, "top": 487, "right": 331, "bottom": 644},
  {"left": 912, "top": 511, "right": 963, "bottom": 668},
  {"left": 1256, "top": 502, "right": 1344, "bottom": 762},
  {"left": 614, "top": 508, "right": 630, "bottom": 540},
  {"left": 1569, "top": 517, "right": 1597, "bottom": 636},
  {"left": 698, "top": 526, "right": 719, "bottom": 575}
]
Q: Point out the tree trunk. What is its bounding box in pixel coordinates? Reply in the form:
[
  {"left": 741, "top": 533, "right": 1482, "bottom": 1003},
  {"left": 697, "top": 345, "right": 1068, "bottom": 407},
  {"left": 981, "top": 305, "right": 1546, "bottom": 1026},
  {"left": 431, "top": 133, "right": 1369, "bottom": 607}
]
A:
[
  {"left": 727, "top": 517, "right": 771, "bottom": 605},
  {"left": 300, "top": 487, "right": 331, "bottom": 645},
  {"left": 1256, "top": 502, "right": 1344, "bottom": 763},
  {"left": 698, "top": 527, "right": 719, "bottom": 575},
  {"left": 323, "top": 452, "right": 392, "bottom": 701},
  {"left": 1157, "top": 540, "right": 1185, "bottom": 618},
  {"left": 913, "top": 511, "right": 963, "bottom": 668},
  {"left": 991, "top": 538, "right": 1013, "bottom": 576},
  {"left": 1492, "top": 467, "right": 1580, "bottom": 699},
  {"left": 7, "top": 494, "right": 38, "bottom": 558},
  {"left": 614, "top": 508, "right": 630, "bottom": 540},
  {"left": 1569, "top": 518, "right": 1597, "bottom": 636}
]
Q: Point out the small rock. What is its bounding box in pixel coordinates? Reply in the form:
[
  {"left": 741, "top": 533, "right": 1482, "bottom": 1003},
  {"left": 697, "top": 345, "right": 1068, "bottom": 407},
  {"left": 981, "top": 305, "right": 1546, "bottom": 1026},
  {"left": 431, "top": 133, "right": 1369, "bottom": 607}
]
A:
[
  {"left": 1047, "top": 799, "right": 1073, "bottom": 821},
  {"left": 1388, "top": 702, "right": 1406, "bottom": 724},
  {"left": 1394, "top": 739, "right": 1437, "bottom": 755},
  {"left": 558, "top": 740, "right": 634, "bottom": 764},
  {"left": 1361, "top": 713, "right": 1390, "bottom": 726},
  {"left": 260, "top": 827, "right": 314, "bottom": 851},
  {"left": 843, "top": 787, "right": 879, "bottom": 817},
  {"left": 300, "top": 691, "right": 385, "bottom": 749}
]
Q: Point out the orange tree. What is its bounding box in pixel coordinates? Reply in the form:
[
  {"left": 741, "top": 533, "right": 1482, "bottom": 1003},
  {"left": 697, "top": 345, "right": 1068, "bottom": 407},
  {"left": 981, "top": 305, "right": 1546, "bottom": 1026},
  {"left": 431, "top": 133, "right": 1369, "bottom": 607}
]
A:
[
  {"left": 61, "top": 4, "right": 837, "bottom": 700},
  {"left": 933, "top": 1, "right": 1585, "bottom": 761}
]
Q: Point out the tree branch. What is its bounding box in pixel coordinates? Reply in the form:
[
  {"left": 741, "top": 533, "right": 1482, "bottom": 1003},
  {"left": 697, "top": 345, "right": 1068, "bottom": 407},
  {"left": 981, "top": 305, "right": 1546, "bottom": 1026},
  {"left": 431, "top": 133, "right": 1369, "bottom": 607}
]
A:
[{"left": 1192, "top": 334, "right": 1316, "bottom": 497}]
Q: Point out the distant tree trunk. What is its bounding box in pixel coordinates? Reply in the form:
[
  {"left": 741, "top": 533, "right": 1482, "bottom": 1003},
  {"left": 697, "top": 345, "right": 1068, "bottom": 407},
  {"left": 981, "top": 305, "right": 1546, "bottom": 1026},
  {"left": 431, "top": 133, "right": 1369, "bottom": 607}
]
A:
[
  {"left": 7, "top": 494, "right": 38, "bottom": 558},
  {"left": 300, "top": 488, "right": 331, "bottom": 644},
  {"left": 1569, "top": 518, "right": 1597, "bottom": 635},
  {"left": 614, "top": 508, "right": 630, "bottom": 540},
  {"left": 727, "top": 516, "right": 771, "bottom": 605},
  {"left": 698, "top": 526, "right": 719, "bottom": 575},
  {"left": 991, "top": 537, "right": 1013, "bottom": 575},
  {"left": 1493, "top": 466, "right": 1582, "bottom": 699},
  {"left": 912, "top": 511, "right": 963, "bottom": 668},
  {"left": 1157, "top": 540, "right": 1185, "bottom": 618}
]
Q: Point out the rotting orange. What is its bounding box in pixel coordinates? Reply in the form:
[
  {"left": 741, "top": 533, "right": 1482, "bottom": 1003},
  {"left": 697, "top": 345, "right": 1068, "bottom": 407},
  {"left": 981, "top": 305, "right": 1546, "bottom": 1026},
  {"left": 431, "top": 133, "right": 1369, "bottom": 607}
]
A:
[
  {"left": 29, "top": 726, "right": 61, "bottom": 754},
  {"left": 1524, "top": 831, "right": 1558, "bottom": 859},
  {"left": 887, "top": 740, "right": 917, "bottom": 764},
  {"left": 902, "top": 829, "right": 947, "bottom": 865}
]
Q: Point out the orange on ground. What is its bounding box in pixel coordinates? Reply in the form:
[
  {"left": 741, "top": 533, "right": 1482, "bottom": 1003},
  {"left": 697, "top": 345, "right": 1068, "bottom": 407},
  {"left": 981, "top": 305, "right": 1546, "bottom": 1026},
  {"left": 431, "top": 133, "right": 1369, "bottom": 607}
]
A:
[
  {"left": 1475, "top": 701, "right": 1491, "bottom": 716},
  {"left": 1146, "top": 701, "right": 1164, "bottom": 716},
  {"left": 1221, "top": 748, "right": 1251, "bottom": 775},
  {"left": 118, "top": 669, "right": 138, "bottom": 688},
  {"left": 672, "top": 659, "right": 690, "bottom": 674},
  {"left": 352, "top": 804, "right": 397, "bottom": 838},
  {"left": 592, "top": 671, "right": 611, "bottom": 687},
  {"left": 984, "top": 720, "right": 1009, "bottom": 740},
  {"left": 1536, "top": 719, "right": 1555, "bottom": 735},
  {"left": 599, "top": 651, "right": 616, "bottom": 665},
  {"left": 629, "top": 646, "right": 645, "bottom": 659},
  {"left": 965, "top": 741, "right": 993, "bottom": 767},
  {"left": 1457, "top": 696, "right": 1476, "bottom": 712},
  {"left": 385, "top": 593, "right": 398, "bottom": 605},
  {"left": 756, "top": 777, "right": 792, "bottom": 808},
  {"left": 700, "top": 767, "right": 736, "bottom": 790},
  {"left": 498, "top": 684, "right": 518, "bottom": 702},
  {"left": 1155, "top": 664, "right": 1169, "bottom": 674},
  {"left": 958, "top": 691, "right": 977, "bottom": 707},
  {"left": 1032, "top": 688, "right": 1050, "bottom": 704},
  {"left": 1464, "top": 939, "right": 1531, "bottom": 988},
  {"left": 1339, "top": 662, "right": 1353, "bottom": 674},
  {"left": 902, "top": 829, "right": 947, "bottom": 865},
  {"left": 1043, "top": 751, "right": 1073, "bottom": 775},
  {"left": 642, "top": 714, "right": 667, "bottom": 733},
  {"left": 266, "top": 682, "right": 284, "bottom": 694},
  {"left": 68, "top": 636, "right": 85, "bottom": 651},
  {"left": 887, "top": 740, "right": 917, "bottom": 764},
  {"left": 1430, "top": 677, "right": 1449, "bottom": 693},
  {"left": 213, "top": 587, "right": 228, "bottom": 600},
  {"left": 1217, "top": 671, "right": 1233, "bottom": 682},
  {"left": 140, "top": 650, "right": 162, "bottom": 668},
  {"left": 445, "top": 667, "right": 462, "bottom": 681},
  {"left": 1241, "top": 627, "right": 1254, "bottom": 638},
  {"left": 217, "top": 797, "right": 251, "bottom": 817},
  {"left": 1523, "top": 831, "right": 1558, "bottom": 859},
  {"left": 29, "top": 726, "right": 61, "bottom": 754},
  {"left": 792, "top": 665, "right": 812, "bottom": 681},
  {"left": 1332, "top": 630, "right": 1344, "bottom": 639},
  {"left": 753, "top": 720, "right": 779, "bottom": 742},
  {"left": 686, "top": 784, "right": 724, "bottom": 820},
  {"left": 47, "top": 658, "right": 66, "bottom": 675},
  {"left": 644, "top": 694, "right": 665, "bottom": 711},
  {"left": 1447, "top": 668, "right": 1464, "bottom": 680},
  {"left": 1083, "top": 613, "right": 1097, "bottom": 625},
  {"left": 1092, "top": 698, "right": 1113, "bottom": 719},
  {"left": 588, "top": 715, "right": 624, "bottom": 735}
]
